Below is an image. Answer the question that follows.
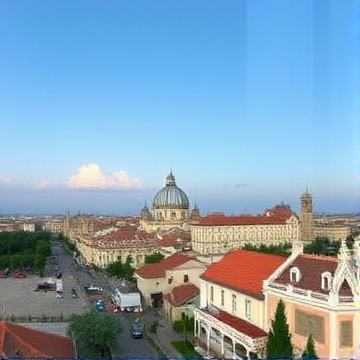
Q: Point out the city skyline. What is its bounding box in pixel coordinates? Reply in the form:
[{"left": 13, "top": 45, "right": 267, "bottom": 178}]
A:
[{"left": 0, "top": 0, "right": 359, "bottom": 215}]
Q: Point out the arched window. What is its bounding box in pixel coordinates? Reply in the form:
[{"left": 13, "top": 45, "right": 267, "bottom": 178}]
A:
[
  {"left": 290, "top": 267, "right": 301, "bottom": 282},
  {"left": 321, "top": 272, "right": 332, "bottom": 290}
]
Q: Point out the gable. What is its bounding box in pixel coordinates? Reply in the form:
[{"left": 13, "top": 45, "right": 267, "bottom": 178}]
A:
[{"left": 274, "top": 254, "right": 338, "bottom": 293}]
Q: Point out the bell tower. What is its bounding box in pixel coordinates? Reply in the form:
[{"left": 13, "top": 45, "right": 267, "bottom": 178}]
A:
[{"left": 300, "top": 189, "right": 314, "bottom": 243}]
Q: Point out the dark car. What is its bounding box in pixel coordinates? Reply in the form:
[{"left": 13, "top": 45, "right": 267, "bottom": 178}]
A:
[{"left": 131, "top": 323, "right": 143, "bottom": 339}]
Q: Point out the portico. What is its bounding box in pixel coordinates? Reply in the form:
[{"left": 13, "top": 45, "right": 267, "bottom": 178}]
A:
[{"left": 194, "top": 307, "right": 267, "bottom": 359}]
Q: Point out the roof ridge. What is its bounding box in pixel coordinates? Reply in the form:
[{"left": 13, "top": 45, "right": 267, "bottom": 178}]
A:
[{"left": 301, "top": 253, "right": 338, "bottom": 262}]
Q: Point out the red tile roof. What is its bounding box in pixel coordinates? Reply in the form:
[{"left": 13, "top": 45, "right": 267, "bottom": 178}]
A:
[
  {"left": 160, "top": 234, "right": 183, "bottom": 247},
  {"left": 164, "top": 283, "right": 199, "bottom": 307},
  {"left": 201, "top": 250, "right": 287, "bottom": 299},
  {"left": 92, "top": 229, "right": 160, "bottom": 249},
  {"left": 0, "top": 321, "right": 75, "bottom": 358},
  {"left": 264, "top": 203, "right": 294, "bottom": 220},
  {"left": 274, "top": 254, "right": 352, "bottom": 295},
  {"left": 136, "top": 252, "right": 193, "bottom": 279},
  {"left": 195, "top": 214, "right": 288, "bottom": 226},
  {"left": 212, "top": 310, "right": 267, "bottom": 339},
  {"left": 196, "top": 204, "right": 295, "bottom": 226}
]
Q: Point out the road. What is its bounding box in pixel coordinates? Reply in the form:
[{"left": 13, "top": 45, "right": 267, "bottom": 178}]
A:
[
  {"left": 52, "top": 240, "right": 156, "bottom": 358},
  {"left": 116, "top": 313, "right": 156, "bottom": 358}
]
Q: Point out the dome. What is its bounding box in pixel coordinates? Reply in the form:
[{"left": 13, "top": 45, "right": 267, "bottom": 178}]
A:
[{"left": 152, "top": 172, "right": 189, "bottom": 209}]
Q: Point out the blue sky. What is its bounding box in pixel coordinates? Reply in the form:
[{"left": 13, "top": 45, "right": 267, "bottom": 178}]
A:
[{"left": 0, "top": 0, "right": 359, "bottom": 216}]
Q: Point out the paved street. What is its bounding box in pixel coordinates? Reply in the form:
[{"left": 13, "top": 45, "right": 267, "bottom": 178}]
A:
[
  {"left": 0, "top": 240, "right": 182, "bottom": 358},
  {"left": 115, "top": 313, "right": 156, "bottom": 358},
  {"left": 54, "top": 242, "right": 157, "bottom": 358}
]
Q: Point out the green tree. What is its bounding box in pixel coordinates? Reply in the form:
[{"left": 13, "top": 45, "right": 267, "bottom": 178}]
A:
[
  {"left": 122, "top": 255, "right": 135, "bottom": 282},
  {"left": 266, "top": 299, "right": 293, "bottom": 359},
  {"left": 106, "top": 255, "right": 135, "bottom": 282},
  {"left": 35, "top": 239, "right": 52, "bottom": 257},
  {"left": 145, "top": 252, "right": 165, "bottom": 264},
  {"left": 106, "top": 261, "right": 124, "bottom": 278},
  {"left": 302, "top": 334, "right": 318, "bottom": 359},
  {"left": 67, "top": 310, "right": 122, "bottom": 357},
  {"left": 173, "top": 314, "right": 194, "bottom": 341}
]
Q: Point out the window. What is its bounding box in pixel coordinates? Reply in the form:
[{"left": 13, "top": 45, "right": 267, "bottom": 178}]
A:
[
  {"left": 184, "top": 274, "right": 189, "bottom": 283},
  {"left": 168, "top": 277, "right": 173, "bottom": 285},
  {"left": 245, "top": 299, "right": 251, "bottom": 319},
  {"left": 321, "top": 272, "right": 332, "bottom": 291},
  {"left": 210, "top": 286, "right": 214, "bottom": 303},
  {"left": 221, "top": 290, "right": 225, "bottom": 306},
  {"left": 340, "top": 320, "right": 353, "bottom": 348},
  {"left": 232, "top": 294, "right": 237, "bottom": 313},
  {"left": 290, "top": 267, "right": 301, "bottom": 282}
]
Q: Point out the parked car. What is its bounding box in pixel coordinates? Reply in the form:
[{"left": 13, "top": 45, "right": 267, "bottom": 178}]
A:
[
  {"left": 94, "top": 300, "right": 106, "bottom": 312},
  {"left": 131, "top": 323, "right": 144, "bottom": 339},
  {"left": 71, "top": 288, "right": 78, "bottom": 298}
]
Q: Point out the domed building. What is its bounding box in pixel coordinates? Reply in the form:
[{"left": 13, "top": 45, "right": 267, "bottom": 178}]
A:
[{"left": 140, "top": 171, "right": 199, "bottom": 232}]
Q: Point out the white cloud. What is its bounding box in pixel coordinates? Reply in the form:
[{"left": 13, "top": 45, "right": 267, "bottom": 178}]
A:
[
  {"left": 0, "top": 174, "right": 12, "bottom": 184},
  {"left": 67, "top": 164, "right": 143, "bottom": 189}
]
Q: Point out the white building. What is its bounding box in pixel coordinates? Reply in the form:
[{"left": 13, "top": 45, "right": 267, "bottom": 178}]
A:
[
  {"left": 194, "top": 249, "right": 287, "bottom": 358},
  {"left": 191, "top": 204, "right": 299, "bottom": 255}
]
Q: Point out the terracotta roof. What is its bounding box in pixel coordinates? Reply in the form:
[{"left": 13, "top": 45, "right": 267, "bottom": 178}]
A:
[
  {"left": 201, "top": 250, "right": 287, "bottom": 299},
  {"left": 274, "top": 254, "right": 352, "bottom": 295},
  {"left": 212, "top": 310, "right": 267, "bottom": 339},
  {"left": 264, "top": 204, "right": 294, "bottom": 220},
  {"left": 160, "top": 234, "right": 184, "bottom": 247},
  {"left": 164, "top": 283, "right": 199, "bottom": 307},
  {"left": 136, "top": 252, "right": 192, "bottom": 279},
  {"left": 0, "top": 321, "right": 75, "bottom": 358},
  {"left": 195, "top": 214, "right": 288, "bottom": 226},
  {"left": 92, "top": 229, "right": 159, "bottom": 249}
]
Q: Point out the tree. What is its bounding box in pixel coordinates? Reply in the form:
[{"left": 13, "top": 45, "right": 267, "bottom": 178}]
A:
[
  {"left": 302, "top": 334, "right": 318, "bottom": 359},
  {"left": 67, "top": 310, "right": 122, "bottom": 357},
  {"left": 145, "top": 252, "right": 165, "bottom": 264},
  {"left": 106, "top": 255, "right": 136, "bottom": 282},
  {"left": 122, "top": 255, "right": 136, "bottom": 282},
  {"left": 266, "top": 299, "right": 293, "bottom": 359},
  {"left": 106, "top": 261, "right": 124, "bottom": 278},
  {"left": 173, "top": 314, "right": 194, "bottom": 341}
]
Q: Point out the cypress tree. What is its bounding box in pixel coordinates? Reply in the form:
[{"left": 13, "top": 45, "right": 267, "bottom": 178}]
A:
[
  {"left": 303, "top": 334, "right": 318, "bottom": 359},
  {"left": 266, "top": 299, "right": 293, "bottom": 359}
]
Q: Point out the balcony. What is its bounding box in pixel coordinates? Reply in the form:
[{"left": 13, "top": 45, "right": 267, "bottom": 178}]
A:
[
  {"left": 194, "top": 306, "right": 267, "bottom": 358},
  {"left": 267, "top": 283, "right": 355, "bottom": 307}
]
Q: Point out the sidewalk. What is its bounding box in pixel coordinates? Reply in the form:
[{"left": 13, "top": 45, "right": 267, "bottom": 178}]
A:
[{"left": 142, "top": 308, "right": 183, "bottom": 359}]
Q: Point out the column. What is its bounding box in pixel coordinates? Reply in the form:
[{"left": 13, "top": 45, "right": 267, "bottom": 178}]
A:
[
  {"left": 221, "top": 333, "right": 224, "bottom": 355},
  {"left": 329, "top": 311, "right": 337, "bottom": 359},
  {"left": 207, "top": 327, "right": 211, "bottom": 357}
]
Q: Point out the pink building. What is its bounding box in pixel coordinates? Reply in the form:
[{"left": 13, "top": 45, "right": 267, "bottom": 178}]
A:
[{"left": 264, "top": 239, "right": 360, "bottom": 359}]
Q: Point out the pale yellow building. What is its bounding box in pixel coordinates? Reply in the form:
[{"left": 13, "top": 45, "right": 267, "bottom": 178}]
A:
[
  {"left": 76, "top": 228, "right": 160, "bottom": 269},
  {"left": 163, "top": 283, "right": 200, "bottom": 322},
  {"left": 191, "top": 204, "right": 299, "bottom": 255},
  {"left": 194, "top": 249, "right": 287, "bottom": 358},
  {"left": 314, "top": 223, "right": 351, "bottom": 241},
  {"left": 135, "top": 252, "right": 206, "bottom": 308}
]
